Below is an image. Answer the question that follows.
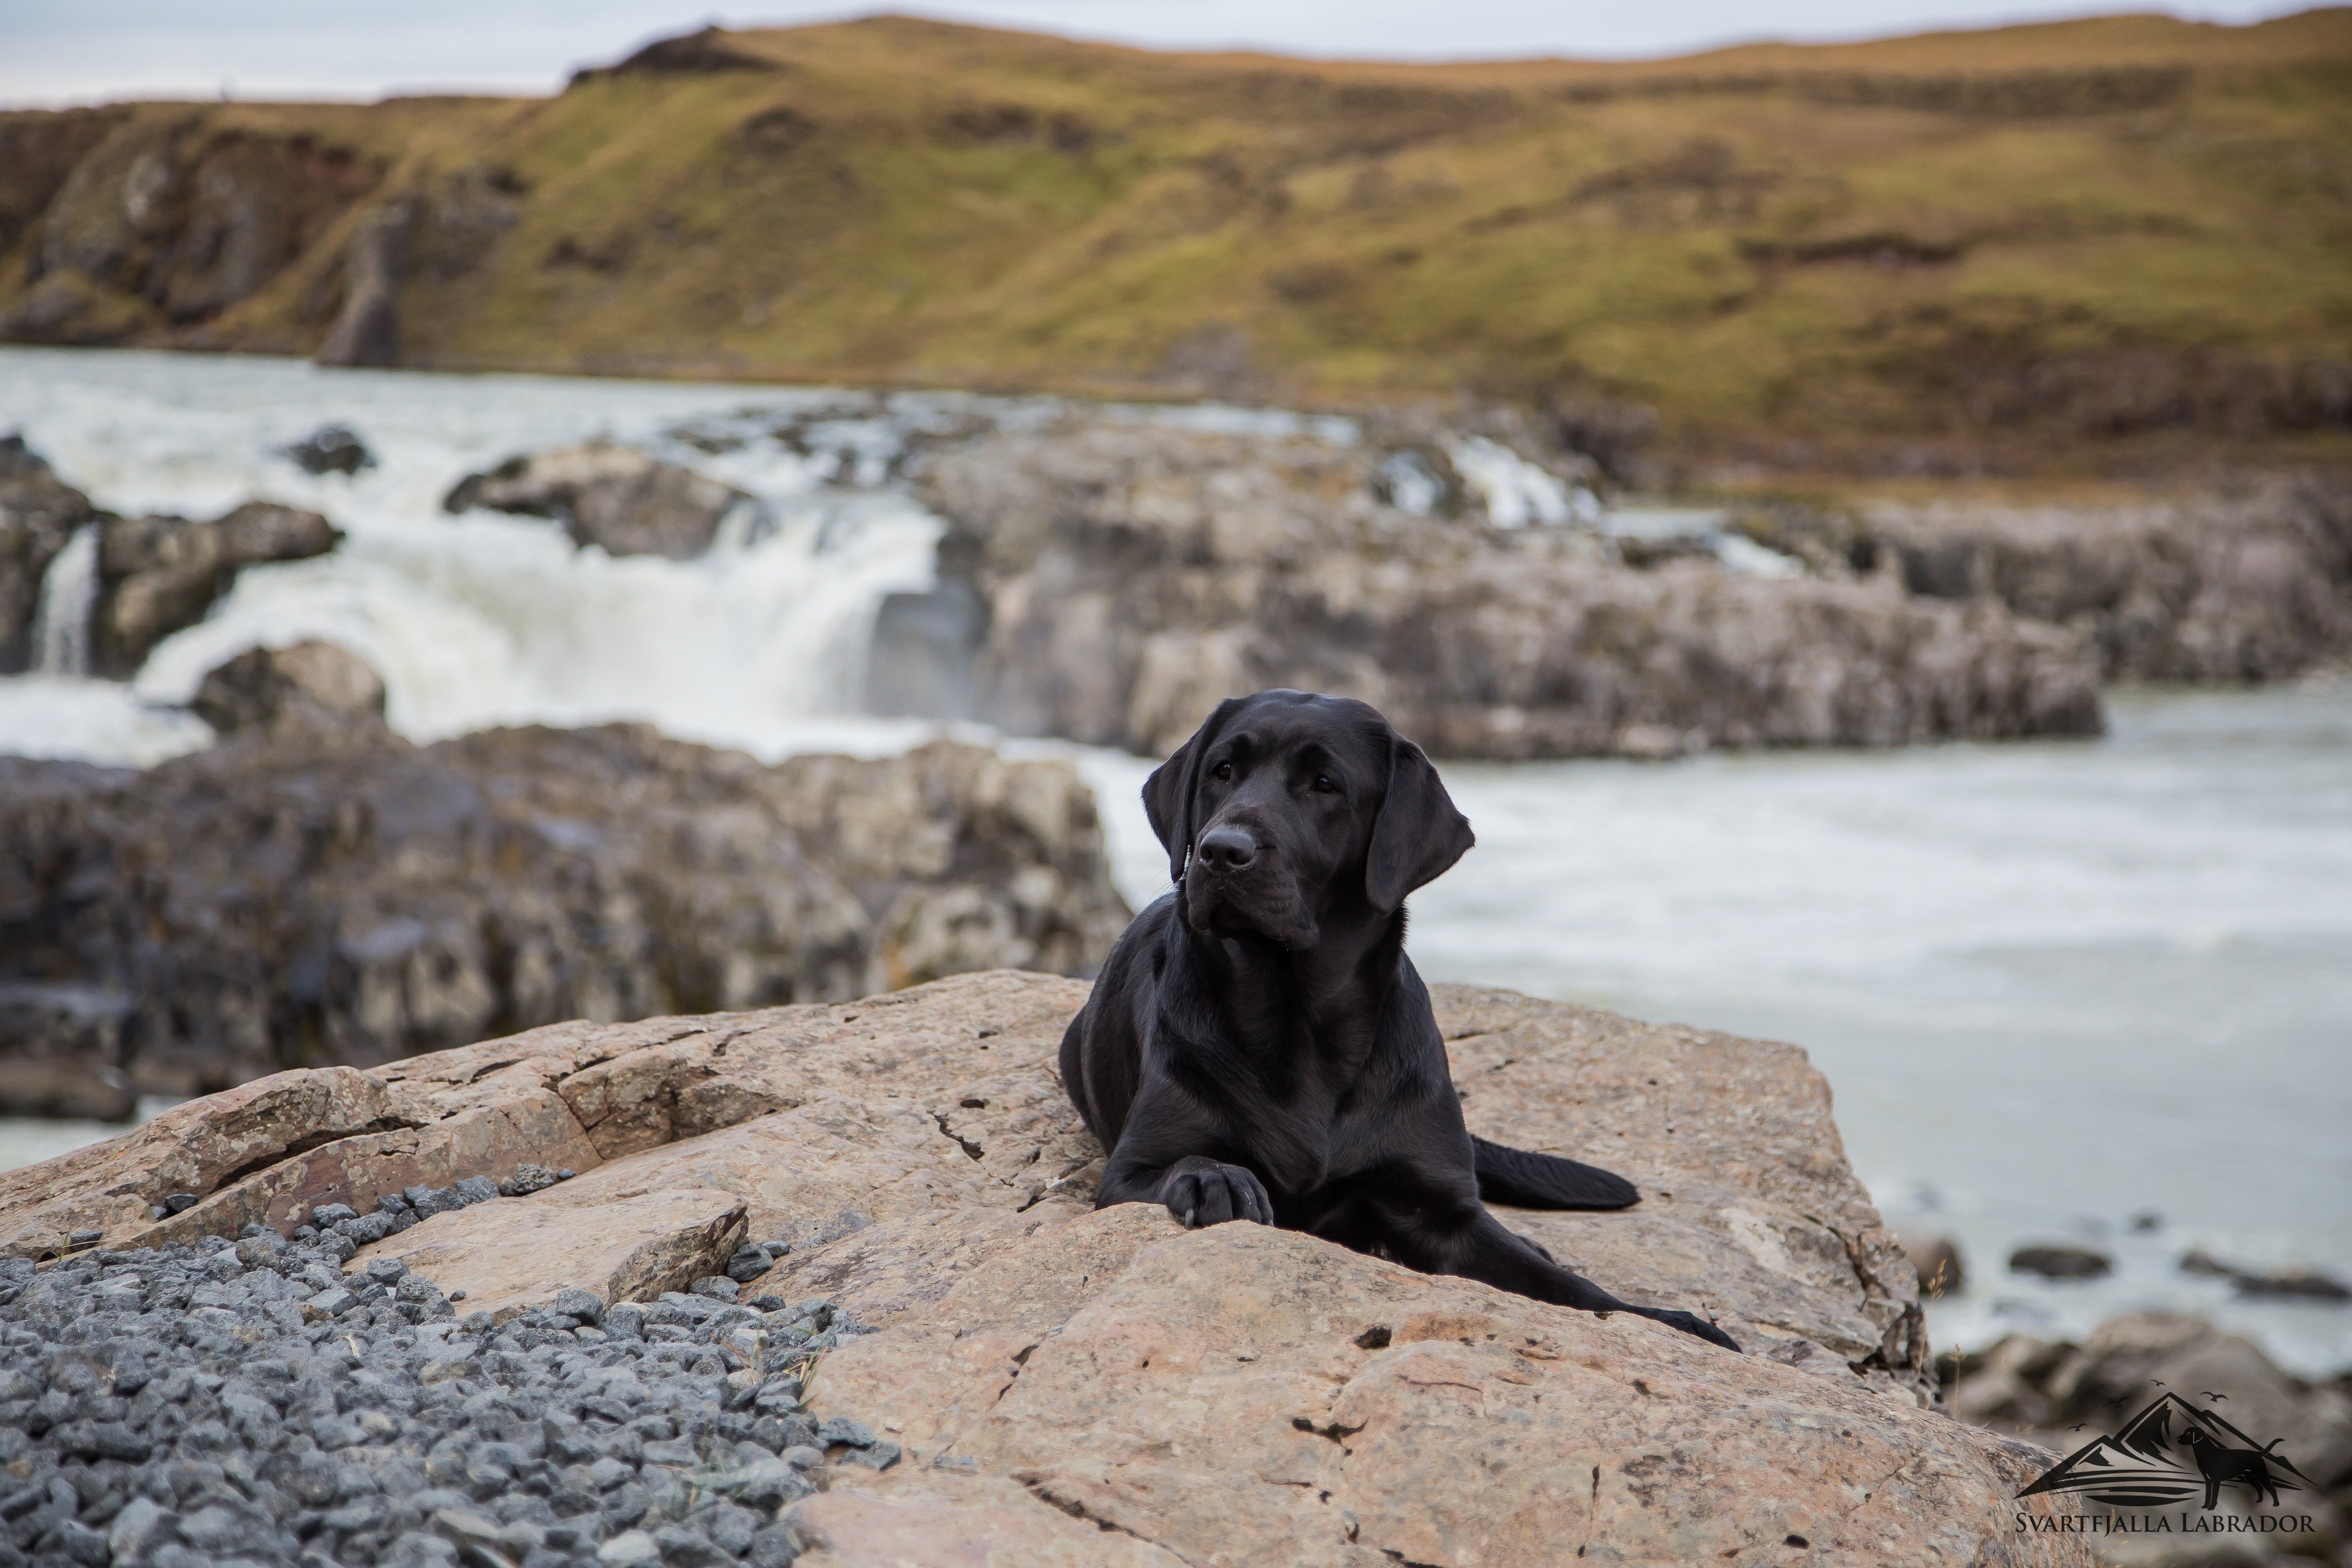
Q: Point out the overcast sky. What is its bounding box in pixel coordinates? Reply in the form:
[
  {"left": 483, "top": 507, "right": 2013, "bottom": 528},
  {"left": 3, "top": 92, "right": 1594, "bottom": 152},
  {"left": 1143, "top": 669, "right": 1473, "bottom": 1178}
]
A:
[{"left": 0, "top": 0, "right": 2311, "bottom": 108}]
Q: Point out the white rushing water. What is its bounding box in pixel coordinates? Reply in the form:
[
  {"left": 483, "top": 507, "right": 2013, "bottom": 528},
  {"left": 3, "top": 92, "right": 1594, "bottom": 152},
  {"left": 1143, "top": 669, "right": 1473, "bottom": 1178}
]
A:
[
  {"left": 29, "top": 523, "right": 98, "bottom": 674},
  {"left": 3, "top": 347, "right": 2347, "bottom": 1373}
]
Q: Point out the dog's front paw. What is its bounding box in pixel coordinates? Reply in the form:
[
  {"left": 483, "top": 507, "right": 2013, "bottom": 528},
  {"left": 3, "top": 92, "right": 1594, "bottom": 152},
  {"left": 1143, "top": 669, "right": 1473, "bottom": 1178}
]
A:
[
  {"left": 1641, "top": 1308, "right": 1741, "bottom": 1353},
  {"left": 1161, "top": 1159, "right": 1274, "bottom": 1228}
]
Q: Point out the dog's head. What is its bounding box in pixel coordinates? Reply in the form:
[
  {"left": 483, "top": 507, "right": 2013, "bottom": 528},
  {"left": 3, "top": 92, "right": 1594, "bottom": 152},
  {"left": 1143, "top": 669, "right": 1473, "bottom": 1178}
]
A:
[{"left": 1143, "top": 690, "right": 1474, "bottom": 949}]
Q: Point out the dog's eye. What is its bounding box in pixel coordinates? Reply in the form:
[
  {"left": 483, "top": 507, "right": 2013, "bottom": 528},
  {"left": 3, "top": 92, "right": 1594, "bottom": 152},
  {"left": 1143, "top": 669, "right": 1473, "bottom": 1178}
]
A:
[
  {"left": 1211, "top": 761, "right": 1233, "bottom": 781},
  {"left": 1311, "top": 774, "right": 1339, "bottom": 795}
]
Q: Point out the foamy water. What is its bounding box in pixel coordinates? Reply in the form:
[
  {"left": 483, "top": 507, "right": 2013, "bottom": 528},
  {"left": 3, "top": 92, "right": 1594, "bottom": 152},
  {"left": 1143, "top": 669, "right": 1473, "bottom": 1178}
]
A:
[{"left": 3, "top": 349, "right": 2346, "bottom": 1372}]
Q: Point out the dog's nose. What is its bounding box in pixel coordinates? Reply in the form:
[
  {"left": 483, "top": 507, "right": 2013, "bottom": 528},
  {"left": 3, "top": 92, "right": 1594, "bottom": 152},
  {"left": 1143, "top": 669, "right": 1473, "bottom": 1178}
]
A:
[{"left": 1196, "top": 824, "right": 1257, "bottom": 873}]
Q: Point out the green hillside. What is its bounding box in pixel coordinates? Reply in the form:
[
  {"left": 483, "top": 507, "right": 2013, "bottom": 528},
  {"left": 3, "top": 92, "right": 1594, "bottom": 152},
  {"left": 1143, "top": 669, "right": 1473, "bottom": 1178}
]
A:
[{"left": 4, "top": 10, "right": 2350, "bottom": 470}]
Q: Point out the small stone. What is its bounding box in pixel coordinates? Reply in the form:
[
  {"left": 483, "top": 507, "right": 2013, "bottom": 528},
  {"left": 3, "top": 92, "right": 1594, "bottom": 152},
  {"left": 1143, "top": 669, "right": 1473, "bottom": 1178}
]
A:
[
  {"left": 452, "top": 1176, "right": 500, "bottom": 1207},
  {"left": 163, "top": 1195, "right": 199, "bottom": 1215},
  {"left": 597, "top": 1529, "right": 659, "bottom": 1564},
  {"left": 553, "top": 1288, "right": 607, "bottom": 1326},
  {"left": 68, "top": 1229, "right": 101, "bottom": 1248},
  {"left": 557, "top": 1170, "right": 576, "bottom": 1181},
  {"left": 841, "top": 1438, "right": 901, "bottom": 1471},
  {"left": 305, "top": 1288, "right": 359, "bottom": 1319},
  {"left": 449, "top": 1289, "right": 466, "bottom": 1301},
  {"left": 815, "top": 1416, "right": 876, "bottom": 1449},
  {"left": 687, "top": 1277, "right": 737, "bottom": 1302},
  {"left": 310, "top": 1204, "right": 358, "bottom": 1227},
  {"left": 497, "top": 1164, "right": 562, "bottom": 1198},
  {"left": 747, "top": 1523, "right": 803, "bottom": 1568},
  {"left": 365, "top": 1257, "right": 409, "bottom": 1286}
]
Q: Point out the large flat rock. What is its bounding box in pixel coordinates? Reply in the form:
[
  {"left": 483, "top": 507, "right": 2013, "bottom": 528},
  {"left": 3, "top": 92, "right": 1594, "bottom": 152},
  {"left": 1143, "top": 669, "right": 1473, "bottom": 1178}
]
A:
[
  {"left": 0, "top": 969, "right": 2092, "bottom": 1562},
  {"left": 348, "top": 1186, "right": 749, "bottom": 1320},
  {"left": 809, "top": 1205, "right": 2088, "bottom": 1567}
]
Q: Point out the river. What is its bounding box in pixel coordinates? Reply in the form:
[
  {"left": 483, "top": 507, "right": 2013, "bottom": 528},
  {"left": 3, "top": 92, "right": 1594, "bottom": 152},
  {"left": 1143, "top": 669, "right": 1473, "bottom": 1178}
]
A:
[{"left": 4, "top": 347, "right": 2346, "bottom": 1374}]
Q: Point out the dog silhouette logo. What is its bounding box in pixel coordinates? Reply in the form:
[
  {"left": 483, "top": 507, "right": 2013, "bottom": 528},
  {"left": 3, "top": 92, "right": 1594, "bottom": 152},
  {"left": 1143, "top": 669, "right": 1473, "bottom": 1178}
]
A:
[{"left": 2019, "top": 1392, "right": 2311, "bottom": 1512}]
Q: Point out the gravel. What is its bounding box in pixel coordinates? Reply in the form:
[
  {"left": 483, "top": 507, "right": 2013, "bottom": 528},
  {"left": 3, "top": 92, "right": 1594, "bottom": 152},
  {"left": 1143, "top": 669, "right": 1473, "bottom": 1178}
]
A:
[{"left": 0, "top": 1222, "right": 896, "bottom": 1567}]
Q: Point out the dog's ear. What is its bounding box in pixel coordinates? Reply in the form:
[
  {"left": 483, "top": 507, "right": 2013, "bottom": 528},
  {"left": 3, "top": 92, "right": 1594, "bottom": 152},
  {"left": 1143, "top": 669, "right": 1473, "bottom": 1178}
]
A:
[
  {"left": 1365, "top": 733, "right": 1474, "bottom": 912},
  {"left": 1143, "top": 697, "right": 1244, "bottom": 885}
]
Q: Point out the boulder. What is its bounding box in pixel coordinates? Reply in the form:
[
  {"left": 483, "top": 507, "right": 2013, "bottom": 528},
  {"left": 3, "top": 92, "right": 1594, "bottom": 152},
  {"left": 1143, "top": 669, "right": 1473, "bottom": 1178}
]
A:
[
  {"left": 2180, "top": 1248, "right": 2352, "bottom": 1302},
  {"left": 190, "top": 638, "right": 387, "bottom": 734},
  {"left": 282, "top": 423, "right": 375, "bottom": 474},
  {"left": 2009, "top": 1243, "right": 2112, "bottom": 1281},
  {"left": 443, "top": 441, "right": 753, "bottom": 559},
  {"left": 0, "top": 971, "right": 2089, "bottom": 1561},
  {"left": 0, "top": 729, "right": 1127, "bottom": 1107},
  {"left": 916, "top": 417, "right": 2104, "bottom": 758},
  {"left": 0, "top": 434, "right": 102, "bottom": 673},
  {"left": 92, "top": 499, "right": 342, "bottom": 676}
]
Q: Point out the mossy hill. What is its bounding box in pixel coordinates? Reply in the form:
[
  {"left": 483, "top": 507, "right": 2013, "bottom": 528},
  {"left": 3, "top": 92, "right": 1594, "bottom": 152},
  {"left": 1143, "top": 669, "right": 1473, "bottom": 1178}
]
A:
[{"left": 4, "top": 11, "right": 2350, "bottom": 473}]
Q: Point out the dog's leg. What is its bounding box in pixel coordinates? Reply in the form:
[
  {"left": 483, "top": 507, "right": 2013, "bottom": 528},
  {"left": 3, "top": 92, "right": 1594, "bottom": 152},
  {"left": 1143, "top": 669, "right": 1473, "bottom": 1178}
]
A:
[
  {"left": 1101, "top": 1148, "right": 1276, "bottom": 1229},
  {"left": 1394, "top": 1203, "right": 1740, "bottom": 1352}
]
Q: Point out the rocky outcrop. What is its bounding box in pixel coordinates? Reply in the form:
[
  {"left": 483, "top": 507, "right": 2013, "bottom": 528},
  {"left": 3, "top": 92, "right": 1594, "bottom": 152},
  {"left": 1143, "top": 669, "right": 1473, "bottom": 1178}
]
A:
[
  {"left": 92, "top": 499, "right": 341, "bottom": 676},
  {"left": 190, "top": 638, "right": 387, "bottom": 735},
  {"left": 315, "top": 202, "right": 410, "bottom": 368},
  {"left": 0, "top": 729, "right": 1125, "bottom": 1112},
  {"left": 0, "top": 972, "right": 2093, "bottom": 1563},
  {"left": 1840, "top": 483, "right": 2352, "bottom": 683},
  {"left": 445, "top": 442, "right": 754, "bottom": 559},
  {"left": 0, "top": 115, "right": 376, "bottom": 345},
  {"left": 915, "top": 417, "right": 2105, "bottom": 757},
  {"left": 0, "top": 434, "right": 102, "bottom": 673}
]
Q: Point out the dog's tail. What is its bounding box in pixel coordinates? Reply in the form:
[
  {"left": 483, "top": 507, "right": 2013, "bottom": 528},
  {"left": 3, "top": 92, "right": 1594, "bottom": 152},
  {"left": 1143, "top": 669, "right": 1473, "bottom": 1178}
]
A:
[{"left": 1472, "top": 1136, "right": 1639, "bottom": 1210}]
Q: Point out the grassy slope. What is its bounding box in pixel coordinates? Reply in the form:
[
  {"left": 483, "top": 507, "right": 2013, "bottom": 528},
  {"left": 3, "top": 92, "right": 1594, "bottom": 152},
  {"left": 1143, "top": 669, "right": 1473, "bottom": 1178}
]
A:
[{"left": 12, "top": 11, "right": 2352, "bottom": 467}]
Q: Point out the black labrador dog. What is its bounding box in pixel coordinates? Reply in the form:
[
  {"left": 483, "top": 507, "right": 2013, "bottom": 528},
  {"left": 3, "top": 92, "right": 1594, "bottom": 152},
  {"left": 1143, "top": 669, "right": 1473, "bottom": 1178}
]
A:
[{"left": 1061, "top": 689, "right": 1738, "bottom": 1352}]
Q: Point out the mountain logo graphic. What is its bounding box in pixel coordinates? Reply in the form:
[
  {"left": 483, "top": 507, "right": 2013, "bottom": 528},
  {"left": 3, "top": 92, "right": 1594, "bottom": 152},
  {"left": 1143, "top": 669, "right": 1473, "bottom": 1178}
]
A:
[{"left": 2019, "top": 1393, "right": 2312, "bottom": 1512}]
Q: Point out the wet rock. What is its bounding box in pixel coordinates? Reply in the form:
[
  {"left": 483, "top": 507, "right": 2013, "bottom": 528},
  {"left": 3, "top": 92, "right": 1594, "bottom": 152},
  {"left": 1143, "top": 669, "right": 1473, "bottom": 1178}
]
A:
[
  {"left": 2010, "top": 1243, "right": 2113, "bottom": 1281},
  {"left": 0, "top": 982, "right": 136, "bottom": 1119},
  {"left": 1860, "top": 483, "right": 2352, "bottom": 682},
  {"left": 2183, "top": 1249, "right": 2352, "bottom": 1301},
  {"left": 283, "top": 423, "right": 375, "bottom": 475},
  {"left": 191, "top": 638, "right": 387, "bottom": 734},
  {"left": 92, "top": 499, "right": 342, "bottom": 676},
  {"left": 444, "top": 441, "right": 753, "bottom": 560},
  {"left": 916, "top": 416, "right": 2104, "bottom": 758},
  {"left": 2233, "top": 1266, "right": 2352, "bottom": 1302},
  {"left": 0, "top": 728, "right": 1126, "bottom": 1115},
  {"left": 0, "top": 434, "right": 103, "bottom": 673}
]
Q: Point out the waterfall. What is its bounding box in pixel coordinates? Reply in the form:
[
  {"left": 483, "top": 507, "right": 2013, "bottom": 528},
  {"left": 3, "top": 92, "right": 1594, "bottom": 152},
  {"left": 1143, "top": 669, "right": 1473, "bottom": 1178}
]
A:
[{"left": 30, "top": 524, "right": 98, "bottom": 676}]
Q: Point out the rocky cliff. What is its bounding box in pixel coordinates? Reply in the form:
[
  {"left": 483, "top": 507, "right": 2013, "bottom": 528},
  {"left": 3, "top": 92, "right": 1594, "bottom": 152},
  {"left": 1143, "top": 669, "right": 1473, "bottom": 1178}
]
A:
[
  {"left": 0, "top": 728, "right": 1127, "bottom": 1119},
  {"left": 0, "top": 972, "right": 2097, "bottom": 1565}
]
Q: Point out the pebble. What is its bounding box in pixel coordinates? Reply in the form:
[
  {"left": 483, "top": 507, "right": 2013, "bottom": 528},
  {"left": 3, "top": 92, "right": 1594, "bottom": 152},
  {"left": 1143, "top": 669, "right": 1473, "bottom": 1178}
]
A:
[{"left": 0, "top": 1222, "right": 894, "bottom": 1567}]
